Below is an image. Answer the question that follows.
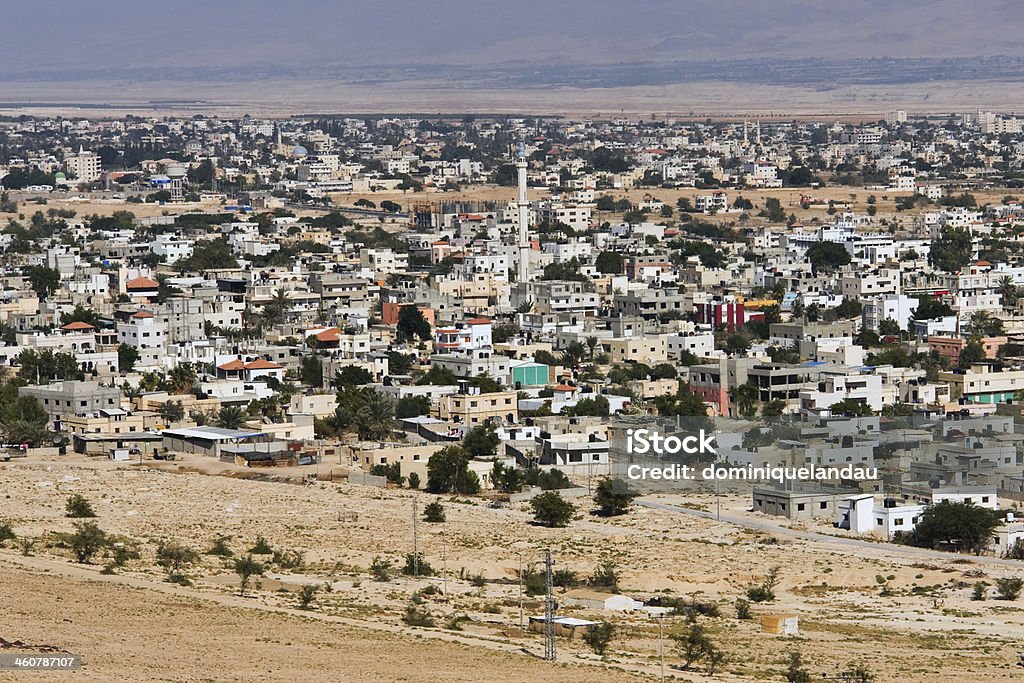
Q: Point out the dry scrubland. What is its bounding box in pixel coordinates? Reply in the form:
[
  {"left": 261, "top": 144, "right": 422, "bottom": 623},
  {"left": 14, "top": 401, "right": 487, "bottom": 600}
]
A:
[
  {"left": 335, "top": 184, "right": 1014, "bottom": 235},
  {"left": 9, "top": 183, "right": 1009, "bottom": 239},
  {"left": 1, "top": 455, "right": 1023, "bottom": 681},
  {"left": 2, "top": 79, "right": 1024, "bottom": 116}
]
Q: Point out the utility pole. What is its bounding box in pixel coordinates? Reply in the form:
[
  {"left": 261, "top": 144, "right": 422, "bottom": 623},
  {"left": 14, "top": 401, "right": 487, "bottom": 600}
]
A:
[
  {"left": 543, "top": 549, "right": 556, "bottom": 662},
  {"left": 658, "top": 614, "right": 665, "bottom": 683},
  {"left": 518, "top": 552, "right": 524, "bottom": 633},
  {"left": 412, "top": 496, "right": 419, "bottom": 578},
  {"left": 716, "top": 472, "right": 721, "bottom": 521},
  {"left": 441, "top": 527, "right": 448, "bottom": 598}
]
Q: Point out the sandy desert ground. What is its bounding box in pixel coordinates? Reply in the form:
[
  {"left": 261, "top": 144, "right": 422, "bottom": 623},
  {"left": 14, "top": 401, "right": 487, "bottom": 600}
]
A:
[
  {"left": 1, "top": 453, "right": 1023, "bottom": 682},
  {"left": 2, "top": 79, "right": 1024, "bottom": 118}
]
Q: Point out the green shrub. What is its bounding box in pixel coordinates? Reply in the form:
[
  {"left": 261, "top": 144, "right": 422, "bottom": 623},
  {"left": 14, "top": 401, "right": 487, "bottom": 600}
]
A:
[
  {"left": 370, "top": 556, "right": 393, "bottom": 581},
  {"left": 249, "top": 535, "right": 273, "bottom": 554},
  {"left": 423, "top": 501, "right": 446, "bottom": 523},
  {"left": 206, "top": 535, "right": 233, "bottom": 557},
  {"left": 65, "top": 494, "right": 96, "bottom": 518}
]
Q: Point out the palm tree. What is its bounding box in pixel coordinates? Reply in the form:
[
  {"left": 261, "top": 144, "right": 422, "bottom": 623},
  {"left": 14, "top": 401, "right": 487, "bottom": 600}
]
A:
[
  {"left": 216, "top": 406, "right": 248, "bottom": 430},
  {"left": 585, "top": 336, "right": 598, "bottom": 360},
  {"left": 262, "top": 288, "right": 290, "bottom": 327},
  {"left": 167, "top": 363, "right": 197, "bottom": 394},
  {"left": 729, "top": 382, "right": 760, "bottom": 419},
  {"left": 354, "top": 391, "right": 394, "bottom": 441},
  {"left": 791, "top": 298, "right": 804, "bottom": 320},
  {"left": 516, "top": 299, "right": 535, "bottom": 314},
  {"left": 968, "top": 310, "right": 992, "bottom": 336},
  {"left": 997, "top": 275, "right": 1018, "bottom": 309},
  {"left": 562, "top": 341, "right": 588, "bottom": 368}
]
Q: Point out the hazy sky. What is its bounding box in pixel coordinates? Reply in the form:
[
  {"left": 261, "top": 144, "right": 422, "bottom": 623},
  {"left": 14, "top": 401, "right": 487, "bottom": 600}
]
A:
[{"left": 2, "top": 0, "right": 1022, "bottom": 78}]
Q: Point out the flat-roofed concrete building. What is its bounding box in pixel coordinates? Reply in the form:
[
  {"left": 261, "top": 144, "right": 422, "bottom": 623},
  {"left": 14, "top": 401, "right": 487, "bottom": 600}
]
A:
[
  {"left": 20, "top": 380, "right": 122, "bottom": 430},
  {"left": 752, "top": 484, "right": 858, "bottom": 521}
]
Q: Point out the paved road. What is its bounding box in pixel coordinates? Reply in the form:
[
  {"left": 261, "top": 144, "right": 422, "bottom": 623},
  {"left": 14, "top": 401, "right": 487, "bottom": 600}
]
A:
[{"left": 638, "top": 498, "right": 1024, "bottom": 568}]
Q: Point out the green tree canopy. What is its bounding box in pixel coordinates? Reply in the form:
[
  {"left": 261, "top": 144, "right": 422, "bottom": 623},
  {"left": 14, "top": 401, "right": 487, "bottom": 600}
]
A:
[
  {"left": 25, "top": 265, "right": 61, "bottom": 300},
  {"left": 17, "top": 349, "right": 84, "bottom": 384},
  {"left": 426, "top": 444, "right": 480, "bottom": 494},
  {"left": 397, "top": 306, "right": 431, "bottom": 343},
  {"left": 901, "top": 500, "right": 1004, "bottom": 554},
  {"left": 462, "top": 422, "right": 500, "bottom": 457},
  {"left": 593, "top": 478, "right": 639, "bottom": 516},
  {"left": 530, "top": 491, "right": 576, "bottom": 527},
  {"left": 595, "top": 251, "right": 624, "bottom": 274},
  {"left": 929, "top": 227, "right": 972, "bottom": 273},
  {"left": 912, "top": 297, "right": 955, "bottom": 321},
  {"left": 806, "top": 242, "right": 851, "bottom": 273}
]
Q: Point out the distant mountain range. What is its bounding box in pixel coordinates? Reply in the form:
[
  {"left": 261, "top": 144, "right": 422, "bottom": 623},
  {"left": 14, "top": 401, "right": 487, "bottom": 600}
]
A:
[{"left": 2, "top": 0, "right": 1023, "bottom": 84}]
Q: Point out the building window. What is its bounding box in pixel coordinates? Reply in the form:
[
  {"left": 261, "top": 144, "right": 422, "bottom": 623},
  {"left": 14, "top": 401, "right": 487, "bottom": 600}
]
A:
[{"left": 797, "top": 503, "right": 805, "bottom": 511}]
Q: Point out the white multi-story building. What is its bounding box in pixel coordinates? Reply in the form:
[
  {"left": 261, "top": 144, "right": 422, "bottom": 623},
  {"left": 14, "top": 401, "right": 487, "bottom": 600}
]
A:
[
  {"left": 64, "top": 147, "right": 102, "bottom": 183},
  {"left": 117, "top": 311, "right": 167, "bottom": 369},
  {"left": 841, "top": 268, "right": 901, "bottom": 299},
  {"left": 434, "top": 319, "right": 493, "bottom": 353},
  {"left": 667, "top": 332, "right": 716, "bottom": 360},
  {"left": 151, "top": 235, "right": 194, "bottom": 264},
  {"left": 359, "top": 249, "right": 409, "bottom": 275},
  {"left": 743, "top": 162, "right": 781, "bottom": 188},
  {"left": 694, "top": 191, "right": 728, "bottom": 214},
  {"left": 861, "top": 295, "right": 920, "bottom": 333},
  {"left": 839, "top": 495, "right": 925, "bottom": 540},
  {"left": 538, "top": 201, "right": 592, "bottom": 232},
  {"left": 799, "top": 370, "right": 884, "bottom": 414}
]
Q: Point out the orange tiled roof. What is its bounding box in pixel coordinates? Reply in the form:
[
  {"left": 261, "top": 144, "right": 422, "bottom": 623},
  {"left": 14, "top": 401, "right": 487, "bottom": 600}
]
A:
[
  {"left": 126, "top": 276, "right": 159, "bottom": 289},
  {"left": 244, "top": 359, "right": 283, "bottom": 370},
  {"left": 314, "top": 328, "right": 341, "bottom": 342}
]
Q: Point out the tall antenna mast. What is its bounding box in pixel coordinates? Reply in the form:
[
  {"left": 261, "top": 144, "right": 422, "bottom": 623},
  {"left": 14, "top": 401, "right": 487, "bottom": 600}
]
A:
[
  {"left": 516, "top": 142, "right": 530, "bottom": 285},
  {"left": 543, "top": 549, "right": 556, "bottom": 661}
]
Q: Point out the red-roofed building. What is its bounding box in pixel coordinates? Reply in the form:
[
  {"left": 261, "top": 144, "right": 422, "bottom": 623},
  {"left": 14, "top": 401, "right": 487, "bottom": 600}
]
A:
[
  {"left": 430, "top": 241, "right": 452, "bottom": 264},
  {"left": 126, "top": 276, "right": 159, "bottom": 290},
  {"left": 61, "top": 321, "right": 96, "bottom": 332},
  {"left": 215, "top": 356, "right": 284, "bottom": 382},
  {"left": 243, "top": 358, "right": 284, "bottom": 381},
  {"left": 433, "top": 318, "right": 492, "bottom": 352},
  {"left": 125, "top": 276, "right": 160, "bottom": 302},
  {"left": 552, "top": 384, "right": 579, "bottom": 401},
  {"left": 306, "top": 327, "right": 341, "bottom": 349},
  {"left": 215, "top": 358, "right": 246, "bottom": 379}
]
